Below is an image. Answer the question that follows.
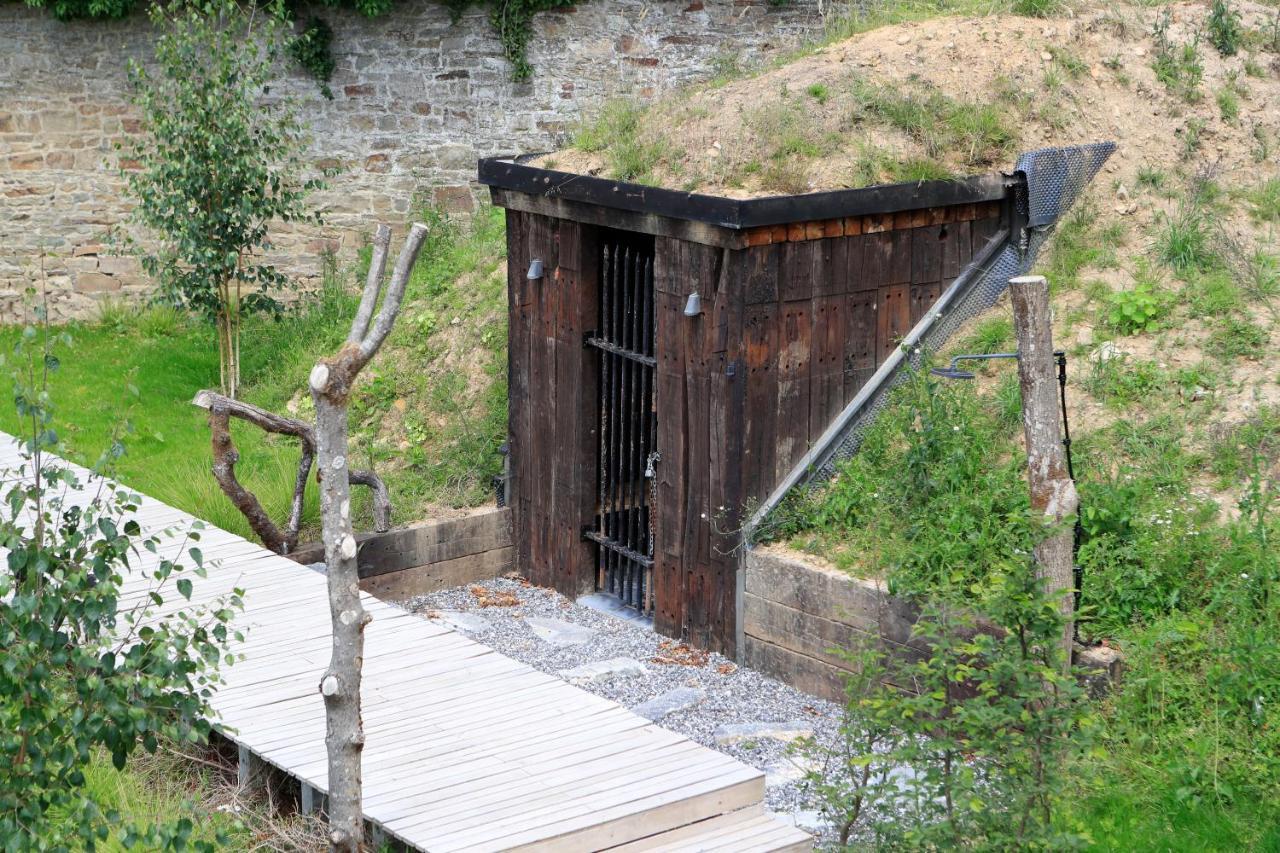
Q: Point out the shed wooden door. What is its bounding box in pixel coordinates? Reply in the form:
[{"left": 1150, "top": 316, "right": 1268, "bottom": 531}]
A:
[
  {"left": 506, "top": 212, "right": 599, "bottom": 597},
  {"left": 585, "top": 231, "right": 657, "bottom": 612}
]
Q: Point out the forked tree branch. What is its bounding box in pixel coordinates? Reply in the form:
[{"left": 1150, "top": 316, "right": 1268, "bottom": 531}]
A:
[
  {"left": 358, "top": 223, "right": 429, "bottom": 361},
  {"left": 193, "top": 390, "right": 392, "bottom": 554},
  {"left": 348, "top": 224, "right": 391, "bottom": 345}
]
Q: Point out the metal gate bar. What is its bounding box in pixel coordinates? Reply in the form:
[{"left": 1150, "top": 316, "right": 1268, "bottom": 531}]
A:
[{"left": 585, "top": 237, "right": 656, "bottom": 613}]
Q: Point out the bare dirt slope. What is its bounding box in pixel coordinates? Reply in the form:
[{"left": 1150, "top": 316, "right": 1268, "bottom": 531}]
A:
[
  {"left": 537, "top": 0, "right": 1280, "bottom": 559},
  {"left": 542, "top": 2, "right": 1279, "bottom": 202}
]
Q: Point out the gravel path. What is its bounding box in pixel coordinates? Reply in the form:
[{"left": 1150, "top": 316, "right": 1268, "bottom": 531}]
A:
[{"left": 405, "top": 577, "right": 840, "bottom": 836}]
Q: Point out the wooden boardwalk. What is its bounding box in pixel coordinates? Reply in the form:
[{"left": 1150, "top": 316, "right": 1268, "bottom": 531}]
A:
[{"left": 0, "top": 434, "right": 811, "bottom": 852}]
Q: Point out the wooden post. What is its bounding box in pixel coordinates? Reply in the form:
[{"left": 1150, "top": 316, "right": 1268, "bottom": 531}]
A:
[
  {"left": 237, "top": 744, "right": 268, "bottom": 795},
  {"left": 1009, "top": 275, "right": 1079, "bottom": 665},
  {"left": 312, "top": 223, "right": 429, "bottom": 852}
]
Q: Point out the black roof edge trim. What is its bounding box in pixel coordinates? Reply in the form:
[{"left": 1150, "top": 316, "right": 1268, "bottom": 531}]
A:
[{"left": 478, "top": 156, "right": 1017, "bottom": 231}]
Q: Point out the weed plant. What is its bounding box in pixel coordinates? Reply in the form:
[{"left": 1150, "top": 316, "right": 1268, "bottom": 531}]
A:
[
  {"left": 1208, "top": 0, "right": 1243, "bottom": 56},
  {"left": 1106, "top": 283, "right": 1165, "bottom": 334},
  {"left": 781, "top": 363, "right": 1280, "bottom": 846},
  {"left": 1151, "top": 12, "right": 1204, "bottom": 102}
]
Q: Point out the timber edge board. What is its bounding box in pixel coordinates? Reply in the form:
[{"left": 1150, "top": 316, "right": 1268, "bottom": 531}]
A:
[{"left": 479, "top": 155, "right": 1019, "bottom": 248}]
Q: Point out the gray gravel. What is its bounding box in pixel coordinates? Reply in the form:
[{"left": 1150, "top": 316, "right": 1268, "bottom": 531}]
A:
[{"left": 406, "top": 577, "right": 842, "bottom": 827}]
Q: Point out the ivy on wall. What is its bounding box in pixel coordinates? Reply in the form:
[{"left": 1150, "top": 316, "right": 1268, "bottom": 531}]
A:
[{"left": 19, "top": 0, "right": 580, "bottom": 86}]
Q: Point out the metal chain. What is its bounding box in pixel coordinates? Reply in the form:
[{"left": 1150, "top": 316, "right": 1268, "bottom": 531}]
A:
[{"left": 644, "top": 450, "right": 660, "bottom": 613}]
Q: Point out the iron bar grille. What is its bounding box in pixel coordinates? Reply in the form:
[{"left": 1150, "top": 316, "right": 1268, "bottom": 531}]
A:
[{"left": 586, "top": 234, "right": 656, "bottom": 613}]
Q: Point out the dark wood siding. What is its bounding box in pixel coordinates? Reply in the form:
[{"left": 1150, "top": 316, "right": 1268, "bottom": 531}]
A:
[
  {"left": 507, "top": 213, "right": 598, "bottom": 596},
  {"left": 505, "top": 197, "right": 1007, "bottom": 656}
]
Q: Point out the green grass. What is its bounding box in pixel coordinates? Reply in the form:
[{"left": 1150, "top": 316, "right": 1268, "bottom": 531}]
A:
[
  {"left": 848, "top": 77, "right": 1015, "bottom": 164},
  {"left": 1043, "top": 201, "right": 1122, "bottom": 289},
  {"left": 70, "top": 750, "right": 247, "bottom": 850},
  {"left": 573, "top": 99, "right": 669, "bottom": 184},
  {"left": 1, "top": 207, "right": 509, "bottom": 543},
  {"left": 1249, "top": 177, "right": 1280, "bottom": 223},
  {"left": 0, "top": 293, "right": 348, "bottom": 540}
]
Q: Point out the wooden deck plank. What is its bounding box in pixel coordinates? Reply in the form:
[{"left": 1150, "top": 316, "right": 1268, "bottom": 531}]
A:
[{"left": 0, "top": 434, "right": 805, "bottom": 852}]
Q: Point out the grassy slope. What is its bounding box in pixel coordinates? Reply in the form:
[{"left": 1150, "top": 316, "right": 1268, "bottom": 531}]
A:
[{"left": 0, "top": 207, "right": 508, "bottom": 543}]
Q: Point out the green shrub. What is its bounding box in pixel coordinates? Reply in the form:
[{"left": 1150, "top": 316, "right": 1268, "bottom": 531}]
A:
[
  {"left": 793, "top": 371, "right": 1092, "bottom": 849},
  {"left": 1207, "top": 0, "right": 1243, "bottom": 56},
  {"left": 0, "top": 321, "right": 241, "bottom": 847},
  {"left": 1106, "top": 283, "right": 1165, "bottom": 334}
]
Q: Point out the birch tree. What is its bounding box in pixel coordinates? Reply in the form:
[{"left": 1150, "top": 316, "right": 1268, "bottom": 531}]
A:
[
  {"left": 311, "top": 222, "right": 428, "bottom": 851},
  {"left": 125, "top": 0, "right": 319, "bottom": 398}
]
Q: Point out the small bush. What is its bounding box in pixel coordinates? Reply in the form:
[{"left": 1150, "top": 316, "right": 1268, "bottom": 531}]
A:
[
  {"left": 806, "top": 83, "right": 830, "bottom": 103},
  {"left": 1207, "top": 0, "right": 1243, "bottom": 56},
  {"left": 1106, "top": 283, "right": 1165, "bottom": 334}
]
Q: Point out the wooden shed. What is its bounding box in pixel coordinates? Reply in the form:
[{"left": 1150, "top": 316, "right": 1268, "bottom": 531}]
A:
[{"left": 479, "top": 157, "right": 1026, "bottom": 656}]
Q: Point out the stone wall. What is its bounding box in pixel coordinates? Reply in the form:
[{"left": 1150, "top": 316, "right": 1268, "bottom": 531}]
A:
[{"left": 0, "top": 0, "right": 837, "bottom": 322}]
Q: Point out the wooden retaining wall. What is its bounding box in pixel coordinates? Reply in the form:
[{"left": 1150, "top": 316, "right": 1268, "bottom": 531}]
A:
[
  {"left": 289, "top": 508, "right": 512, "bottom": 601},
  {"left": 742, "top": 546, "right": 1123, "bottom": 702},
  {"left": 741, "top": 547, "right": 927, "bottom": 701}
]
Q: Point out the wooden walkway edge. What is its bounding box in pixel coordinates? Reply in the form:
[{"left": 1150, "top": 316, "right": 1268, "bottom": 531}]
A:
[{"left": 0, "top": 434, "right": 810, "bottom": 852}]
